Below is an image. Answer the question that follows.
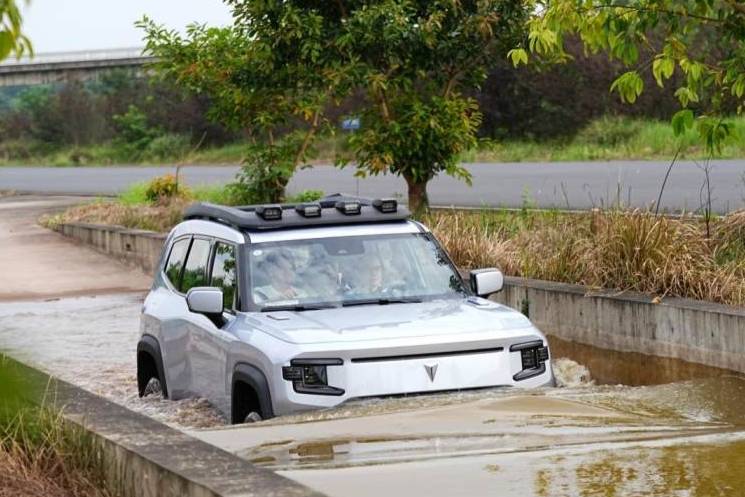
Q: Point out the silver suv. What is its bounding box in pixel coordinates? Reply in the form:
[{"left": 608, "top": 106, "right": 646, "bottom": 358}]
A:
[{"left": 138, "top": 195, "right": 554, "bottom": 423}]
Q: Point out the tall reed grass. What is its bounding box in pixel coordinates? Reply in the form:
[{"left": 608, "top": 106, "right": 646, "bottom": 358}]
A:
[{"left": 426, "top": 208, "right": 745, "bottom": 306}]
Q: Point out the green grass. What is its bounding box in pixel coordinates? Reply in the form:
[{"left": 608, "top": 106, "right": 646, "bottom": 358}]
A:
[
  {"left": 2, "top": 115, "right": 745, "bottom": 167},
  {"left": 117, "top": 181, "right": 234, "bottom": 205},
  {"left": 471, "top": 116, "right": 745, "bottom": 162}
]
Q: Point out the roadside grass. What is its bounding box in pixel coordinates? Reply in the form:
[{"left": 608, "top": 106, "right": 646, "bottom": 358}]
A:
[
  {"left": 0, "top": 359, "right": 112, "bottom": 497},
  {"left": 42, "top": 180, "right": 324, "bottom": 233},
  {"left": 424, "top": 208, "right": 745, "bottom": 306},
  {"left": 5, "top": 115, "right": 745, "bottom": 167}
]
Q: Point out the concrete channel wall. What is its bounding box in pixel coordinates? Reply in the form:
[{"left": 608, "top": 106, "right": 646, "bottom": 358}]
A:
[
  {"left": 6, "top": 357, "right": 322, "bottom": 497},
  {"left": 56, "top": 222, "right": 167, "bottom": 276},
  {"left": 492, "top": 277, "right": 745, "bottom": 374},
  {"left": 55, "top": 222, "right": 745, "bottom": 373}
]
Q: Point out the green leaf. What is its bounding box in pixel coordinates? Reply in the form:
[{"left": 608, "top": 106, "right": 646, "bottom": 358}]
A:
[
  {"left": 0, "top": 31, "right": 14, "bottom": 61},
  {"left": 610, "top": 71, "right": 644, "bottom": 104},
  {"left": 652, "top": 57, "right": 675, "bottom": 87},
  {"left": 507, "top": 48, "right": 528, "bottom": 67},
  {"left": 671, "top": 109, "right": 694, "bottom": 136}
]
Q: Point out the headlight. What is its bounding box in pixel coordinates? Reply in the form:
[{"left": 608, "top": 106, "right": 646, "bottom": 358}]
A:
[
  {"left": 510, "top": 340, "right": 549, "bottom": 381},
  {"left": 282, "top": 358, "right": 345, "bottom": 396}
]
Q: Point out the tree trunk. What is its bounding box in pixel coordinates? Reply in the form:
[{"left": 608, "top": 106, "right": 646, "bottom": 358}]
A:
[{"left": 404, "top": 174, "right": 430, "bottom": 215}]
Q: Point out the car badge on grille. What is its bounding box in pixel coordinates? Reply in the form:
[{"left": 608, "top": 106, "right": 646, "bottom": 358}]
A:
[{"left": 424, "top": 364, "right": 438, "bottom": 382}]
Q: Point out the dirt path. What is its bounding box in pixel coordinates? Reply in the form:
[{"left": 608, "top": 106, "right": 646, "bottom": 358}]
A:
[{"left": 0, "top": 195, "right": 149, "bottom": 301}]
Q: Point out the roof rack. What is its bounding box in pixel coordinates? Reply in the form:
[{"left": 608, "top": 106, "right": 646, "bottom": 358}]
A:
[{"left": 183, "top": 194, "right": 411, "bottom": 231}]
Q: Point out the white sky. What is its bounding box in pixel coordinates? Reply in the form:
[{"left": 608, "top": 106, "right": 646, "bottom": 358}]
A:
[{"left": 20, "top": 0, "right": 233, "bottom": 53}]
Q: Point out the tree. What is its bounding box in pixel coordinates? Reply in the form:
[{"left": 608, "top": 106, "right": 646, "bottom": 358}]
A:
[
  {"left": 142, "top": 1, "right": 527, "bottom": 211},
  {"left": 333, "top": 1, "right": 527, "bottom": 212},
  {"left": 513, "top": 0, "right": 745, "bottom": 154},
  {"left": 140, "top": 11, "right": 340, "bottom": 203}
]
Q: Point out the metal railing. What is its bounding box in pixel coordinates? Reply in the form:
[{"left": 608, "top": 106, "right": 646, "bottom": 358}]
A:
[{"left": 0, "top": 47, "right": 148, "bottom": 67}]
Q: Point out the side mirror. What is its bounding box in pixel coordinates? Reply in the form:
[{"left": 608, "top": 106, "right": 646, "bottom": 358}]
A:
[
  {"left": 186, "top": 287, "right": 224, "bottom": 316},
  {"left": 470, "top": 268, "right": 504, "bottom": 296}
]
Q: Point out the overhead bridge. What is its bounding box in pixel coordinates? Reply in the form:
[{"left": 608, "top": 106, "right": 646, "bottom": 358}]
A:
[{"left": 0, "top": 48, "right": 156, "bottom": 87}]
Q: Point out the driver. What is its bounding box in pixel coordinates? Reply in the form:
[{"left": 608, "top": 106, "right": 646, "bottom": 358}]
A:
[
  {"left": 353, "top": 256, "right": 387, "bottom": 295},
  {"left": 254, "top": 251, "right": 306, "bottom": 302}
]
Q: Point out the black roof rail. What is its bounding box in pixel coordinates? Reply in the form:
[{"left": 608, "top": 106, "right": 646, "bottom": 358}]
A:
[{"left": 183, "top": 195, "right": 410, "bottom": 231}]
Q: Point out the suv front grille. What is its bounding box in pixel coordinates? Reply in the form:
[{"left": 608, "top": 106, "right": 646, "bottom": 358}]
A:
[{"left": 351, "top": 346, "right": 504, "bottom": 364}]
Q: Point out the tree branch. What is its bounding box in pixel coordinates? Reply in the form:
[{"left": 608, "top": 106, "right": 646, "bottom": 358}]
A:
[
  {"left": 294, "top": 107, "right": 323, "bottom": 167},
  {"left": 589, "top": 4, "right": 725, "bottom": 24}
]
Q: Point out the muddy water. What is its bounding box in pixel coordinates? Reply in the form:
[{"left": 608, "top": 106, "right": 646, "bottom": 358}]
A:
[
  {"left": 3, "top": 293, "right": 745, "bottom": 495},
  {"left": 0, "top": 294, "right": 224, "bottom": 428}
]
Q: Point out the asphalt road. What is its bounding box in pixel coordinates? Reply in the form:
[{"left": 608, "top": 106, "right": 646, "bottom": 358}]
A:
[{"left": 2, "top": 160, "right": 744, "bottom": 212}]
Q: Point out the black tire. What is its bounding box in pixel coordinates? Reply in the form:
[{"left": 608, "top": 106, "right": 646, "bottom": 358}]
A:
[{"left": 137, "top": 336, "right": 169, "bottom": 398}]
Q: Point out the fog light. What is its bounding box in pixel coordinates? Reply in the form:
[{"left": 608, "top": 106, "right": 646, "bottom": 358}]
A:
[
  {"left": 335, "top": 201, "right": 362, "bottom": 215},
  {"left": 296, "top": 203, "right": 322, "bottom": 218},
  {"left": 256, "top": 205, "right": 282, "bottom": 221},
  {"left": 373, "top": 198, "right": 397, "bottom": 213}
]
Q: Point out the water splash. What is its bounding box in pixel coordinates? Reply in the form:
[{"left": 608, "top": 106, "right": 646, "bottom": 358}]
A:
[{"left": 553, "top": 358, "right": 594, "bottom": 388}]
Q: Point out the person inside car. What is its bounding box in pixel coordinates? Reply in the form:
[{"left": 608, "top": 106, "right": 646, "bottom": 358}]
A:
[{"left": 254, "top": 251, "right": 307, "bottom": 302}]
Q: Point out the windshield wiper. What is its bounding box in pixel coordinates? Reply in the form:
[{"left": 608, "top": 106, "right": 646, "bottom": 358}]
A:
[
  {"left": 342, "top": 297, "right": 423, "bottom": 307},
  {"left": 260, "top": 303, "right": 338, "bottom": 312}
]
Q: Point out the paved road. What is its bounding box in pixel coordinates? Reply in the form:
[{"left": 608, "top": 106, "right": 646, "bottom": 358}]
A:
[{"left": 2, "top": 160, "right": 744, "bottom": 212}]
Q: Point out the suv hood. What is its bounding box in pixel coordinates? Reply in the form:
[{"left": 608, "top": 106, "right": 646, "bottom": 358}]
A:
[{"left": 246, "top": 298, "right": 535, "bottom": 345}]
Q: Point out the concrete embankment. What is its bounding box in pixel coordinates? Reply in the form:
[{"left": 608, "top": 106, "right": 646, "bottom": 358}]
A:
[
  {"left": 5, "top": 356, "right": 322, "bottom": 497},
  {"left": 493, "top": 278, "right": 745, "bottom": 374},
  {"left": 56, "top": 221, "right": 167, "bottom": 275},
  {"left": 54, "top": 221, "right": 745, "bottom": 374}
]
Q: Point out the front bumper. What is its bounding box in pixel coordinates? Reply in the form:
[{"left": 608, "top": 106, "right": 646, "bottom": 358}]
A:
[{"left": 269, "top": 333, "right": 554, "bottom": 415}]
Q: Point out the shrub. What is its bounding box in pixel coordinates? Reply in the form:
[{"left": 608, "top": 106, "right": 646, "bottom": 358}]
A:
[
  {"left": 227, "top": 142, "right": 297, "bottom": 205},
  {"left": 112, "top": 105, "right": 161, "bottom": 152},
  {"left": 144, "top": 133, "right": 191, "bottom": 161},
  {"left": 575, "top": 116, "right": 644, "bottom": 147},
  {"left": 0, "top": 139, "right": 53, "bottom": 162},
  {"left": 144, "top": 174, "right": 181, "bottom": 203},
  {"left": 287, "top": 190, "right": 324, "bottom": 203}
]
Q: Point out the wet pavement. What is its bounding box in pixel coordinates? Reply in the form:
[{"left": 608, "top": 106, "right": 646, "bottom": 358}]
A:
[{"left": 3, "top": 195, "right": 745, "bottom": 496}]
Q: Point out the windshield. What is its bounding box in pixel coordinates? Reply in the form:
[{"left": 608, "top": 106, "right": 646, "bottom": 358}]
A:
[{"left": 247, "top": 233, "right": 468, "bottom": 310}]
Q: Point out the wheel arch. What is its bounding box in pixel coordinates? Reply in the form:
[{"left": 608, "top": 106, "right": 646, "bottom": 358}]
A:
[
  {"left": 231, "top": 363, "right": 274, "bottom": 423},
  {"left": 137, "top": 334, "right": 169, "bottom": 398}
]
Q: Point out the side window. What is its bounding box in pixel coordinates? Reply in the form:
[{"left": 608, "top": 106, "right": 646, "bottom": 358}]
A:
[
  {"left": 211, "top": 242, "right": 238, "bottom": 311},
  {"left": 180, "top": 238, "right": 211, "bottom": 293},
  {"left": 164, "top": 238, "right": 190, "bottom": 288}
]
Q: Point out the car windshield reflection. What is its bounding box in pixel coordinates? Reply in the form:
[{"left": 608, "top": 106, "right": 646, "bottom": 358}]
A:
[{"left": 249, "top": 233, "right": 467, "bottom": 310}]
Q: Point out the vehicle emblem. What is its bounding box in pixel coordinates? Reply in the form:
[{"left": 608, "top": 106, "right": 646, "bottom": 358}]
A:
[{"left": 424, "top": 364, "right": 438, "bottom": 382}]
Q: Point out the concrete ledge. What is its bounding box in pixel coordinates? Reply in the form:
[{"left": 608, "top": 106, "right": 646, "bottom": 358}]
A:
[
  {"left": 6, "top": 356, "right": 323, "bottom": 497},
  {"left": 493, "top": 276, "right": 745, "bottom": 373},
  {"left": 54, "top": 221, "right": 745, "bottom": 373},
  {"left": 55, "top": 222, "right": 167, "bottom": 275}
]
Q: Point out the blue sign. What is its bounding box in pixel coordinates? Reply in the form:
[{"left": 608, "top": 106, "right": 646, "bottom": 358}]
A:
[{"left": 341, "top": 117, "right": 360, "bottom": 131}]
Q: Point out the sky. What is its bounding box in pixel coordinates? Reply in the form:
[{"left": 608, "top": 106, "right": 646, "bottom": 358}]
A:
[{"left": 20, "top": 0, "right": 233, "bottom": 54}]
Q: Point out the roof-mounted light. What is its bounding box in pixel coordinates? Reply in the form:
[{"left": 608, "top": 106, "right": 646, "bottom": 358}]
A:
[
  {"left": 295, "top": 203, "right": 322, "bottom": 218},
  {"left": 256, "top": 205, "right": 283, "bottom": 221},
  {"left": 372, "top": 198, "right": 398, "bottom": 213},
  {"left": 335, "top": 200, "right": 362, "bottom": 216}
]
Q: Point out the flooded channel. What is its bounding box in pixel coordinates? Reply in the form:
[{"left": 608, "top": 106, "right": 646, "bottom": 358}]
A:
[{"left": 2, "top": 293, "right": 745, "bottom": 495}]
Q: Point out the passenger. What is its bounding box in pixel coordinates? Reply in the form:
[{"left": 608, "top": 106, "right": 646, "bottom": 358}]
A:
[{"left": 352, "top": 256, "right": 387, "bottom": 295}]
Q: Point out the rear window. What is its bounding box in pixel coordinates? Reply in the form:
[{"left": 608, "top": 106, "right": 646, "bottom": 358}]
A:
[
  {"left": 164, "top": 238, "right": 190, "bottom": 288},
  {"left": 181, "top": 238, "right": 211, "bottom": 293}
]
